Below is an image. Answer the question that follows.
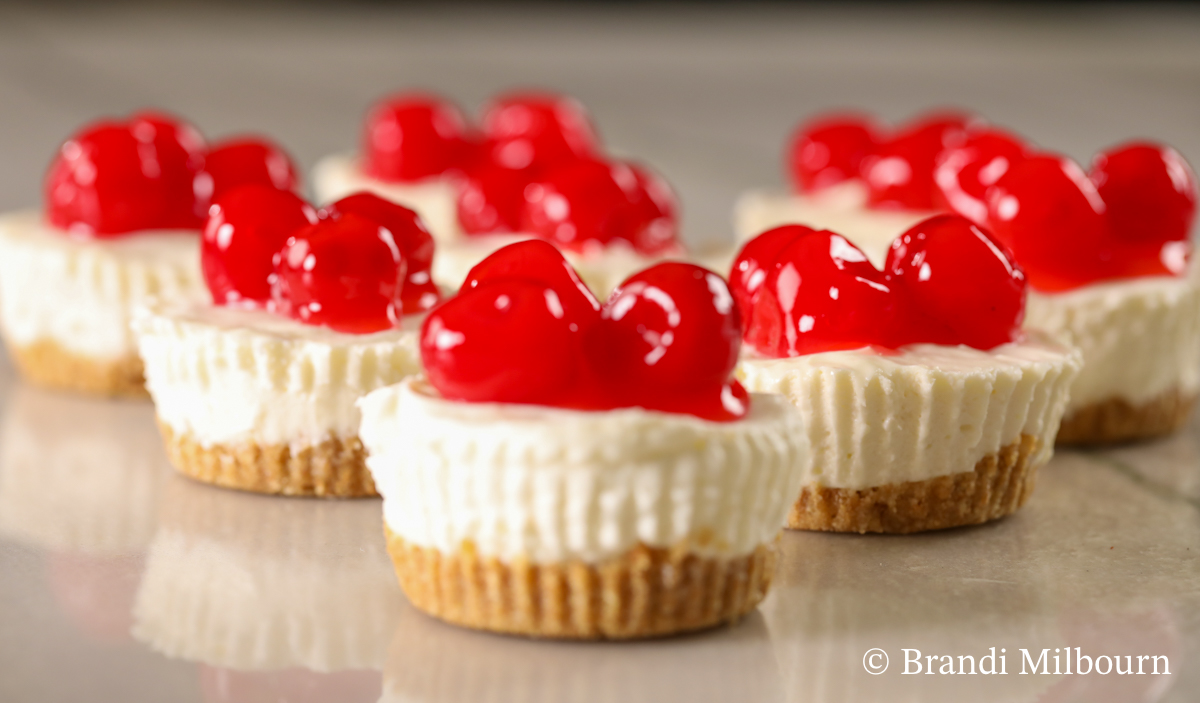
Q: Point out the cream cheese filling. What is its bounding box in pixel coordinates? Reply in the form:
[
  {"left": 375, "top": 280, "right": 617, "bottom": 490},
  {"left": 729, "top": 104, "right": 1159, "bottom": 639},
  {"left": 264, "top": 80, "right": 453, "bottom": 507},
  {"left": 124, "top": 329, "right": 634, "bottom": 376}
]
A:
[
  {"left": 358, "top": 378, "right": 807, "bottom": 564},
  {"left": 737, "top": 334, "right": 1080, "bottom": 490},
  {"left": 0, "top": 210, "right": 205, "bottom": 359},
  {"left": 133, "top": 301, "right": 422, "bottom": 449}
]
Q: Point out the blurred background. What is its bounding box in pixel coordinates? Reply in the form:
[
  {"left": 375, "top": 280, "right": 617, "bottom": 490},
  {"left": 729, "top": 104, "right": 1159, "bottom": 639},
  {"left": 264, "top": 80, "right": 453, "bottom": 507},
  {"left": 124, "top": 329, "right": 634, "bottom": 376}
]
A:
[{"left": 2, "top": 1, "right": 1199, "bottom": 252}]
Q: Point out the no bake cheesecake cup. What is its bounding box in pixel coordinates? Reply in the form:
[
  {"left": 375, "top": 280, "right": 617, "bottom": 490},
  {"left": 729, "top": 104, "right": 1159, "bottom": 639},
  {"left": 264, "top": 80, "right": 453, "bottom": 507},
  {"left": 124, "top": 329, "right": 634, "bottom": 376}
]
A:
[
  {"left": 739, "top": 335, "right": 1081, "bottom": 534},
  {"left": 133, "top": 301, "right": 422, "bottom": 497},
  {"left": 358, "top": 377, "right": 807, "bottom": 639},
  {"left": 0, "top": 212, "right": 204, "bottom": 397}
]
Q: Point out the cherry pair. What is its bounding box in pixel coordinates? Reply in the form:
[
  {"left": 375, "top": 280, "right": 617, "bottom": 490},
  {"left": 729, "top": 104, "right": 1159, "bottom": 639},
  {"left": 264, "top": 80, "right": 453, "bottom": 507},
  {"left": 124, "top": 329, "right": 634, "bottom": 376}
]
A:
[
  {"left": 420, "top": 241, "right": 746, "bottom": 421},
  {"left": 363, "top": 92, "right": 677, "bottom": 254},
  {"left": 732, "top": 215, "right": 1026, "bottom": 356},
  {"left": 46, "top": 112, "right": 297, "bottom": 237},
  {"left": 789, "top": 111, "right": 974, "bottom": 210},
  {"left": 202, "top": 188, "right": 438, "bottom": 333},
  {"left": 938, "top": 135, "right": 1197, "bottom": 291}
]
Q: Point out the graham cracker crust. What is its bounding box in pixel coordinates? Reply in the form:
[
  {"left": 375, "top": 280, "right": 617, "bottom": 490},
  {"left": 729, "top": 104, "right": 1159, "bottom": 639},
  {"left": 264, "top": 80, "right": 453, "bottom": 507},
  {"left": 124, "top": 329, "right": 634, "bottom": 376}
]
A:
[
  {"left": 158, "top": 421, "right": 376, "bottom": 498},
  {"left": 1056, "top": 388, "right": 1196, "bottom": 446},
  {"left": 8, "top": 339, "right": 147, "bottom": 398},
  {"left": 384, "top": 526, "right": 778, "bottom": 639},
  {"left": 788, "top": 434, "right": 1041, "bottom": 534}
]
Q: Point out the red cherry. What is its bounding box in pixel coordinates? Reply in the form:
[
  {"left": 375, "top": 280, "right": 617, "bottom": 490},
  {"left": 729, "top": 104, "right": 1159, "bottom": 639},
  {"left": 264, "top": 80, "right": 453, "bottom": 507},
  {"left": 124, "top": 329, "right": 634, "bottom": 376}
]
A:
[
  {"left": 201, "top": 137, "right": 299, "bottom": 204},
  {"left": 933, "top": 128, "right": 1027, "bottom": 224},
  {"left": 747, "top": 230, "right": 898, "bottom": 356},
  {"left": 202, "top": 185, "right": 317, "bottom": 305},
  {"left": 592, "top": 263, "right": 743, "bottom": 410},
  {"left": 521, "top": 158, "right": 648, "bottom": 252},
  {"left": 886, "top": 214, "right": 1026, "bottom": 350},
  {"left": 728, "top": 225, "right": 811, "bottom": 330},
  {"left": 481, "top": 92, "right": 599, "bottom": 174},
  {"left": 787, "top": 114, "right": 879, "bottom": 192},
  {"left": 1092, "top": 142, "right": 1197, "bottom": 252},
  {"left": 129, "top": 111, "right": 208, "bottom": 227},
  {"left": 322, "top": 192, "right": 439, "bottom": 314},
  {"left": 421, "top": 279, "right": 579, "bottom": 404},
  {"left": 463, "top": 240, "right": 600, "bottom": 325},
  {"left": 45, "top": 116, "right": 204, "bottom": 236},
  {"left": 271, "top": 213, "right": 408, "bottom": 333},
  {"left": 625, "top": 163, "right": 680, "bottom": 254},
  {"left": 986, "top": 155, "right": 1118, "bottom": 291},
  {"left": 864, "top": 111, "right": 972, "bottom": 210},
  {"left": 456, "top": 163, "right": 529, "bottom": 234},
  {"left": 362, "top": 93, "right": 473, "bottom": 182}
]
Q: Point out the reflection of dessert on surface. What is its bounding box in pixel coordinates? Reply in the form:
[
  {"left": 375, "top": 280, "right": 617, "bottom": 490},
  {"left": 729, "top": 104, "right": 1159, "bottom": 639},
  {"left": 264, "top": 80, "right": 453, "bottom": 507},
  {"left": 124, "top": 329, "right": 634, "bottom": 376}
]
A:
[
  {"left": 379, "top": 602, "right": 783, "bottom": 703},
  {"left": 199, "top": 665, "right": 381, "bottom": 703},
  {"left": 0, "top": 384, "right": 166, "bottom": 553},
  {"left": 46, "top": 552, "right": 143, "bottom": 644},
  {"left": 133, "top": 474, "right": 402, "bottom": 672}
]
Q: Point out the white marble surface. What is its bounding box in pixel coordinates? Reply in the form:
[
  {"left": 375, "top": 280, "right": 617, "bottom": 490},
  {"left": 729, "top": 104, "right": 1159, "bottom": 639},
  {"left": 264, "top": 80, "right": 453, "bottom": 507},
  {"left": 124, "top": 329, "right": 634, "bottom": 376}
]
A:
[{"left": 0, "top": 3, "right": 1199, "bottom": 702}]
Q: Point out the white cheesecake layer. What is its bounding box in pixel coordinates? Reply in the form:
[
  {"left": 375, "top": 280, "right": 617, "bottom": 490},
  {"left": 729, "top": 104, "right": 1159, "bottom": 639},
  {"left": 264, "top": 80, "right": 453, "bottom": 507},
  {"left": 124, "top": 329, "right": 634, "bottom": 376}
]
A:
[
  {"left": 738, "top": 335, "right": 1080, "bottom": 490},
  {"left": 0, "top": 210, "right": 204, "bottom": 359},
  {"left": 733, "top": 182, "right": 934, "bottom": 268},
  {"left": 312, "top": 153, "right": 463, "bottom": 244},
  {"left": 313, "top": 154, "right": 677, "bottom": 297},
  {"left": 1025, "top": 274, "right": 1200, "bottom": 411},
  {"left": 133, "top": 301, "right": 422, "bottom": 449},
  {"left": 359, "top": 378, "right": 807, "bottom": 564}
]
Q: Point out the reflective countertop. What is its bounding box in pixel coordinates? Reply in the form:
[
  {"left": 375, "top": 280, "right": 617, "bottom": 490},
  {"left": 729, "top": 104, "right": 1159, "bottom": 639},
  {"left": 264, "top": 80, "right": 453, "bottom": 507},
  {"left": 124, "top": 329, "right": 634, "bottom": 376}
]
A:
[{"left": 1, "top": 3, "right": 1199, "bottom": 701}]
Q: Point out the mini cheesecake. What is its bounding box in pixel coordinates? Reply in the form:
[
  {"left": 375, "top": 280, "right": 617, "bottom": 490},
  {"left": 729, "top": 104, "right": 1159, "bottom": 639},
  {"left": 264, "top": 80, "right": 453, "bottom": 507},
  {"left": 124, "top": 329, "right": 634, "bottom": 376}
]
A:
[
  {"left": 313, "top": 91, "right": 683, "bottom": 296},
  {"left": 0, "top": 113, "right": 299, "bottom": 398},
  {"left": 359, "top": 243, "right": 807, "bottom": 638},
  {"left": 736, "top": 110, "right": 1200, "bottom": 445},
  {"left": 732, "top": 216, "right": 1080, "bottom": 533},
  {"left": 134, "top": 188, "right": 438, "bottom": 497}
]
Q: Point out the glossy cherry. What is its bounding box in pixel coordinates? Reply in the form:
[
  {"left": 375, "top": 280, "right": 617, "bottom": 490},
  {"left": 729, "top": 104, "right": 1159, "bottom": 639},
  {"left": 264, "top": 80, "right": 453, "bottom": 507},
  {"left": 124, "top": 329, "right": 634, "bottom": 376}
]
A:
[
  {"left": 202, "top": 184, "right": 317, "bottom": 305},
  {"left": 481, "top": 92, "right": 599, "bottom": 174},
  {"left": 747, "top": 229, "right": 899, "bottom": 356},
  {"left": 1092, "top": 142, "right": 1197, "bottom": 250},
  {"left": 886, "top": 214, "right": 1026, "bottom": 349},
  {"left": 933, "top": 128, "right": 1027, "bottom": 224},
  {"left": 45, "top": 115, "right": 205, "bottom": 236},
  {"left": 201, "top": 137, "right": 299, "bottom": 204},
  {"left": 271, "top": 212, "right": 408, "bottom": 333},
  {"left": 420, "top": 279, "right": 579, "bottom": 404},
  {"left": 625, "top": 163, "right": 680, "bottom": 254},
  {"left": 362, "top": 93, "right": 473, "bottom": 182},
  {"left": 463, "top": 239, "right": 600, "bottom": 326},
  {"left": 322, "top": 193, "right": 439, "bottom": 314},
  {"left": 863, "top": 112, "right": 972, "bottom": 210},
  {"left": 591, "top": 263, "right": 746, "bottom": 419},
  {"left": 456, "top": 163, "right": 528, "bottom": 234},
  {"left": 788, "top": 114, "right": 878, "bottom": 192},
  {"left": 728, "top": 225, "right": 809, "bottom": 330}
]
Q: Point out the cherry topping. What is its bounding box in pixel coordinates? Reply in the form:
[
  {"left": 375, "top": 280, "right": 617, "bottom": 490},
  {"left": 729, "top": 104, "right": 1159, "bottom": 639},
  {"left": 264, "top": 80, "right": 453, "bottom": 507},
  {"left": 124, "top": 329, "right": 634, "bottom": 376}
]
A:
[
  {"left": 933, "top": 128, "right": 1027, "bottom": 223},
  {"left": 201, "top": 137, "right": 299, "bottom": 204},
  {"left": 863, "top": 112, "right": 971, "bottom": 210},
  {"left": 45, "top": 115, "right": 206, "bottom": 236},
  {"left": 322, "top": 193, "right": 439, "bottom": 314},
  {"left": 463, "top": 239, "right": 600, "bottom": 325},
  {"left": 481, "top": 92, "right": 599, "bottom": 174},
  {"left": 421, "top": 279, "right": 580, "bottom": 404},
  {"left": 591, "top": 263, "right": 746, "bottom": 419},
  {"left": 270, "top": 212, "right": 408, "bottom": 333},
  {"left": 626, "top": 163, "right": 680, "bottom": 254},
  {"left": 747, "top": 229, "right": 899, "bottom": 356},
  {"left": 737, "top": 216, "right": 1026, "bottom": 355},
  {"left": 456, "top": 163, "right": 528, "bottom": 234},
  {"left": 788, "top": 114, "right": 879, "bottom": 192},
  {"left": 362, "top": 93, "right": 473, "bottom": 182},
  {"left": 886, "top": 214, "right": 1025, "bottom": 349},
  {"left": 1091, "top": 142, "right": 1197, "bottom": 250},
  {"left": 202, "top": 184, "right": 317, "bottom": 305},
  {"left": 521, "top": 158, "right": 678, "bottom": 254}
]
